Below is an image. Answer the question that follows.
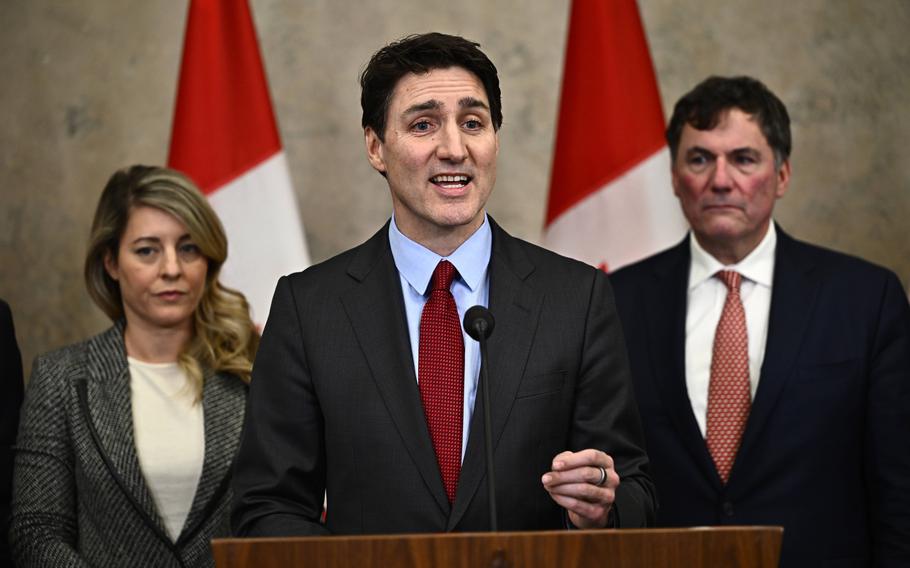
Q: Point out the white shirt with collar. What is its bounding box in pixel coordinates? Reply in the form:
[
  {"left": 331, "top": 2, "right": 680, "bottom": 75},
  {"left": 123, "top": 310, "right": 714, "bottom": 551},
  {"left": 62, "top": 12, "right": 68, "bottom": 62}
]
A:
[{"left": 685, "top": 223, "right": 777, "bottom": 437}]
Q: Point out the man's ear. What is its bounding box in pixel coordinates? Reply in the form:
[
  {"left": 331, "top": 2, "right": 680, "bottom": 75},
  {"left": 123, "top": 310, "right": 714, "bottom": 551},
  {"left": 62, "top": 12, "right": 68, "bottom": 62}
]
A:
[
  {"left": 670, "top": 161, "right": 682, "bottom": 198},
  {"left": 103, "top": 251, "right": 119, "bottom": 281},
  {"left": 775, "top": 159, "right": 791, "bottom": 199},
  {"left": 364, "top": 127, "right": 386, "bottom": 174}
]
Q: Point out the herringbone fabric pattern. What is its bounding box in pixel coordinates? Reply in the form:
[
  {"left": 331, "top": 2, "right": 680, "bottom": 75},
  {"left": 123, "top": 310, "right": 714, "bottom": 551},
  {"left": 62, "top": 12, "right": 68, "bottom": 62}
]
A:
[
  {"left": 418, "top": 260, "right": 464, "bottom": 504},
  {"left": 706, "top": 270, "right": 751, "bottom": 484},
  {"left": 10, "top": 324, "right": 246, "bottom": 567}
]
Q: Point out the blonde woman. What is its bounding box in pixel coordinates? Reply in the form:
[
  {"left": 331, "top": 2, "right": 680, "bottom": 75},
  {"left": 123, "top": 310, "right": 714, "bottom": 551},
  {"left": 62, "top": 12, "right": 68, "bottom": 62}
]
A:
[{"left": 11, "top": 165, "right": 258, "bottom": 567}]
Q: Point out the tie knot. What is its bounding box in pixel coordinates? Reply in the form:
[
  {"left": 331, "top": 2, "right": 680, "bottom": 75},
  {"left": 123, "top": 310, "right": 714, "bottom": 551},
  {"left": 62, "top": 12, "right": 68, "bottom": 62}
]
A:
[
  {"left": 716, "top": 270, "right": 742, "bottom": 292},
  {"left": 430, "top": 260, "right": 458, "bottom": 292}
]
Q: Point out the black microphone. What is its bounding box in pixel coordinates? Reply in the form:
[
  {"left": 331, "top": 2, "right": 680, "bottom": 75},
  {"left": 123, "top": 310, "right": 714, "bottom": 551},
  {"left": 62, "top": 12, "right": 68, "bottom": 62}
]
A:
[
  {"left": 463, "top": 306, "right": 498, "bottom": 531},
  {"left": 464, "top": 305, "right": 495, "bottom": 341}
]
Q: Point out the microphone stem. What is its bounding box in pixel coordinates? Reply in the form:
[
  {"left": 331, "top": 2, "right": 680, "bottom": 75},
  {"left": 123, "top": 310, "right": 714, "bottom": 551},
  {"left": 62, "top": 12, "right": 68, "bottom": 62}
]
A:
[{"left": 478, "top": 331, "right": 498, "bottom": 531}]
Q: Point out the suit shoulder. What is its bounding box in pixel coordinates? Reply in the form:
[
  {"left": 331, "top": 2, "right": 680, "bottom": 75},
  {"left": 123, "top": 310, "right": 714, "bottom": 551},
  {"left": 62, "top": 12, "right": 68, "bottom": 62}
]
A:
[
  {"left": 34, "top": 334, "right": 93, "bottom": 371},
  {"left": 609, "top": 243, "right": 686, "bottom": 289},
  {"left": 785, "top": 236, "right": 901, "bottom": 286},
  {"left": 27, "top": 328, "right": 114, "bottom": 392},
  {"left": 283, "top": 246, "right": 360, "bottom": 288},
  {"left": 508, "top": 236, "right": 604, "bottom": 285}
]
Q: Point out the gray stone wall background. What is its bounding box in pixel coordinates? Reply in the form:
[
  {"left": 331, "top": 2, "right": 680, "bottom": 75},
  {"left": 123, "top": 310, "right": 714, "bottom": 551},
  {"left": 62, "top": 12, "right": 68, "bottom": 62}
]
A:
[{"left": 2, "top": 0, "right": 908, "bottom": 375}]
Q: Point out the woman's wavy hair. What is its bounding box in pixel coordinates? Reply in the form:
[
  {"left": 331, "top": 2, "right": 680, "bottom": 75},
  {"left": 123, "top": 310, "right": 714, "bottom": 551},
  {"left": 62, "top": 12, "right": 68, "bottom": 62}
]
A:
[{"left": 85, "top": 165, "right": 259, "bottom": 397}]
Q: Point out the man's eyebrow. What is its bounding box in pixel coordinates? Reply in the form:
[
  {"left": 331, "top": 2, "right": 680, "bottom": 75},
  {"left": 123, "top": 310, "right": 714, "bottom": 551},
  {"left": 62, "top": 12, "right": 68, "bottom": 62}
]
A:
[
  {"left": 402, "top": 99, "right": 442, "bottom": 117},
  {"left": 401, "top": 97, "right": 490, "bottom": 118},
  {"left": 730, "top": 146, "right": 760, "bottom": 155},
  {"left": 459, "top": 97, "right": 489, "bottom": 111}
]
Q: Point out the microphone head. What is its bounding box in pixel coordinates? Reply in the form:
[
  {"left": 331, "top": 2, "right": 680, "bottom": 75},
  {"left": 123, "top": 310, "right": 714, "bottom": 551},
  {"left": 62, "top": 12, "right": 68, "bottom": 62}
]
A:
[{"left": 463, "top": 305, "right": 495, "bottom": 341}]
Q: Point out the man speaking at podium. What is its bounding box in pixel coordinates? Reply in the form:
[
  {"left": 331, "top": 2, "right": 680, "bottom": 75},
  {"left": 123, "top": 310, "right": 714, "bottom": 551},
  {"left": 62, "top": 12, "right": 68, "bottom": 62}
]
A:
[{"left": 231, "top": 32, "right": 654, "bottom": 536}]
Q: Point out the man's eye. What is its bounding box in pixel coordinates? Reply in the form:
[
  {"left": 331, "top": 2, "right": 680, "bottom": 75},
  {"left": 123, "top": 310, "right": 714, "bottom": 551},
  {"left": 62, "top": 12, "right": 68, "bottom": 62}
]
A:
[
  {"left": 411, "top": 121, "right": 432, "bottom": 132},
  {"left": 464, "top": 119, "right": 482, "bottom": 130},
  {"left": 688, "top": 155, "right": 708, "bottom": 166},
  {"left": 735, "top": 155, "right": 757, "bottom": 165}
]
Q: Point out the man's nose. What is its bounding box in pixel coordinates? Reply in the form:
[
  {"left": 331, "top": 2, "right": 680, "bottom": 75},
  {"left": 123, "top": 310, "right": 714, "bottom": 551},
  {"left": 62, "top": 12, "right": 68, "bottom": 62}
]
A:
[
  {"left": 436, "top": 123, "right": 467, "bottom": 162},
  {"left": 711, "top": 158, "right": 733, "bottom": 191}
]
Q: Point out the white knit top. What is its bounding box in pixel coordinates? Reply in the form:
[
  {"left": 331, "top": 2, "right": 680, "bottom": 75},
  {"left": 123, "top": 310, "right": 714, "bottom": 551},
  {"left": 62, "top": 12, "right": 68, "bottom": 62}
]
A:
[{"left": 129, "top": 357, "right": 205, "bottom": 542}]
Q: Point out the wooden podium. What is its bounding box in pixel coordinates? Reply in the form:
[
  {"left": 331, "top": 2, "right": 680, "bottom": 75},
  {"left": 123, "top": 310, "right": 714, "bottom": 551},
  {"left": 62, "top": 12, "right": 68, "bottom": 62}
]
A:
[{"left": 212, "top": 526, "right": 783, "bottom": 568}]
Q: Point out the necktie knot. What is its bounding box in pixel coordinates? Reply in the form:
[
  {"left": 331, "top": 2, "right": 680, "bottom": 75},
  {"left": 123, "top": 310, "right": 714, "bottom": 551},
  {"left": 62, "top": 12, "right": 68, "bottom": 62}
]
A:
[
  {"left": 716, "top": 270, "right": 742, "bottom": 293},
  {"left": 430, "top": 260, "right": 458, "bottom": 292}
]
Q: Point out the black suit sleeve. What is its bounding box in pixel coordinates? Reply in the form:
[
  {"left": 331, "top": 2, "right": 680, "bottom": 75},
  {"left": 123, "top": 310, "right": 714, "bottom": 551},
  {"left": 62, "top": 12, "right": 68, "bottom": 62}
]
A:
[
  {"left": 572, "top": 271, "right": 656, "bottom": 528},
  {"left": 866, "top": 274, "right": 910, "bottom": 566},
  {"left": 1, "top": 300, "right": 24, "bottom": 565},
  {"left": 231, "top": 276, "right": 330, "bottom": 537}
]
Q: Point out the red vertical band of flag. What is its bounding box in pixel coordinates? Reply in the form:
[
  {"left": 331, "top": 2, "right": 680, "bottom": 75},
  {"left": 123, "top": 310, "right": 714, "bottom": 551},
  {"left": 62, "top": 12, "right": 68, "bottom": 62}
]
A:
[
  {"left": 544, "top": 0, "right": 687, "bottom": 271},
  {"left": 168, "top": 0, "right": 310, "bottom": 325},
  {"left": 169, "top": 0, "right": 280, "bottom": 193},
  {"left": 546, "top": 0, "right": 666, "bottom": 224}
]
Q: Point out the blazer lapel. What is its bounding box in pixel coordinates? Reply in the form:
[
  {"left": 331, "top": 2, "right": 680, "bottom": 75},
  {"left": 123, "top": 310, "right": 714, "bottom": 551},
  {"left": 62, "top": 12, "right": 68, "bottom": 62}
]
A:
[
  {"left": 735, "top": 228, "right": 820, "bottom": 467},
  {"left": 340, "top": 225, "right": 450, "bottom": 514},
  {"left": 646, "top": 239, "right": 723, "bottom": 487},
  {"left": 83, "top": 324, "right": 166, "bottom": 533},
  {"left": 179, "top": 371, "right": 246, "bottom": 542},
  {"left": 448, "top": 220, "right": 543, "bottom": 530}
]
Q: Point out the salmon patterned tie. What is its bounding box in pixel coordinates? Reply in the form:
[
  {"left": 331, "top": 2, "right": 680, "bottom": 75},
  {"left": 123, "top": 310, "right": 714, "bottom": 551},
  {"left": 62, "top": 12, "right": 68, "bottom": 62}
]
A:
[
  {"left": 419, "top": 260, "right": 464, "bottom": 504},
  {"left": 706, "top": 270, "right": 751, "bottom": 484}
]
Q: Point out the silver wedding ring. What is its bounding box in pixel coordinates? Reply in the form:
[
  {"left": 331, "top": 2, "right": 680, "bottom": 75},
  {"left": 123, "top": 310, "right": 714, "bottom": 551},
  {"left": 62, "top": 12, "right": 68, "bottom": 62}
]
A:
[{"left": 595, "top": 465, "right": 607, "bottom": 486}]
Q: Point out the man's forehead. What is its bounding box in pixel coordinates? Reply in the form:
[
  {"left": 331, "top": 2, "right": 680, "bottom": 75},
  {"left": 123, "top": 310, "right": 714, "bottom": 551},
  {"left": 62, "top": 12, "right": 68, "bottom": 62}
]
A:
[
  {"left": 681, "top": 108, "right": 769, "bottom": 148},
  {"left": 391, "top": 67, "right": 488, "bottom": 108}
]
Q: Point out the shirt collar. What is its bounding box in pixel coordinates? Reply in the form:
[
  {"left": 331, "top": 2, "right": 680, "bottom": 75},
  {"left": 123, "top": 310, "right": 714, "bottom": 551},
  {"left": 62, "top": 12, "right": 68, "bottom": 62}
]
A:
[
  {"left": 388, "top": 213, "right": 492, "bottom": 295},
  {"left": 689, "top": 222, "right": 777, "bottom": 290}
]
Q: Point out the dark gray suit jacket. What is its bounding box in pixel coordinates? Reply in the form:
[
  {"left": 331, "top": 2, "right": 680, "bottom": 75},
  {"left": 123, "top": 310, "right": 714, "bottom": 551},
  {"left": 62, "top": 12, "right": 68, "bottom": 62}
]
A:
[
  {"left": 611, "top": 227, "right": 910, "bottom": 568},
  {"left": 1, "top": 299, "right": 24, "bottom": 567},
  {"left": 232, "top": 219, "right": 655, "bottom": 535},
  {"left": 11, "top": 324, "right": 247, "bottom": 568}
]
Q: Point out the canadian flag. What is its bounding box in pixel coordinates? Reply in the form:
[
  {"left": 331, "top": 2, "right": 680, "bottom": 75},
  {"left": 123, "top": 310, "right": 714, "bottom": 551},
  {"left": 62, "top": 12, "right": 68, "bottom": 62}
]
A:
[
  {"left": 543, "top": 0, "right": 687, "bottom": 272},
  {"left": 168, "top": 0, "right": 309, "bottom": 325}
]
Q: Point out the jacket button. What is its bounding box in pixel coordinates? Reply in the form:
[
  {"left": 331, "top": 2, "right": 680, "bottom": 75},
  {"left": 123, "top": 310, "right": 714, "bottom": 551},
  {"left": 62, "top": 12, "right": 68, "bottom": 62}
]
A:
[{"left": 722, "top": 501, "right": 734, "bottom": 517}]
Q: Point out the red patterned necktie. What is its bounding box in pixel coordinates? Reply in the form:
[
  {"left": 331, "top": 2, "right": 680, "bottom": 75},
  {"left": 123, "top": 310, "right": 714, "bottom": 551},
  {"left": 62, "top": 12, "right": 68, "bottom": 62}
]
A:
[
  {"left": 418, "top": 260, "right": 464, "bottom": 504},
  {"left": 706, "top": 270, "right": 751, "bottom": 484}
]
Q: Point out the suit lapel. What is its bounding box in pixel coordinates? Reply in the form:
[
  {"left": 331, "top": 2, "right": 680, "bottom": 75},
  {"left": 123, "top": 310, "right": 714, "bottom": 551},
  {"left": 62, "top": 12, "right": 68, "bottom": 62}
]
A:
[
  {"left": 448, "top": 220, "right": 542, "bottom": 530},
  {"left": 340, "top": 225, "right": 450, "bottom": 514},
  {"left": 736, "top": 228, "right": 820, "bottom": 467},
  {"left": 646, "top": 240, "right": 723, "bottom": 486},
  {"left": 83, "top": 324, "right": 166, "bottom": 532},
  {"left": 179, "top": 371, "right": 246, "bottom": 541}
]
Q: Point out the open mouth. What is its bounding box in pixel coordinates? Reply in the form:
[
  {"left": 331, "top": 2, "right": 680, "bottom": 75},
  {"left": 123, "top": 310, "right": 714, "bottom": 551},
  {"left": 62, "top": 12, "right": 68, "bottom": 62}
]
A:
[{"left": 430, "top": 174, "right": 472, "bottom": 189}]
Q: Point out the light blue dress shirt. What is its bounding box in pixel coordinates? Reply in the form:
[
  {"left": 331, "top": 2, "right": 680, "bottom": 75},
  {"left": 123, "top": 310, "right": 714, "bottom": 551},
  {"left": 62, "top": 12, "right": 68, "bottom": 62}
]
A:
[{"left": 388, "top": 214, "right": 492, "bottom": 462}]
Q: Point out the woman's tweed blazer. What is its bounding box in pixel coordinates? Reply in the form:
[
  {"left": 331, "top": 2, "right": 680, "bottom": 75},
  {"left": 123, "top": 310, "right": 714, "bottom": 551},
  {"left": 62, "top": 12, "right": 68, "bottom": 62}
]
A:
[{"left": 11, "top": 324, "right": 247, "bottom": 567}]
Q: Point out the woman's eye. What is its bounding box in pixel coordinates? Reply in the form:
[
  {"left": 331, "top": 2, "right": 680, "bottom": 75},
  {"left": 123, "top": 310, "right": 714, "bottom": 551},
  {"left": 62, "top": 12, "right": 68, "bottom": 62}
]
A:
[{"left": 179, "top": 243, "right": 202, "bottom": 258}]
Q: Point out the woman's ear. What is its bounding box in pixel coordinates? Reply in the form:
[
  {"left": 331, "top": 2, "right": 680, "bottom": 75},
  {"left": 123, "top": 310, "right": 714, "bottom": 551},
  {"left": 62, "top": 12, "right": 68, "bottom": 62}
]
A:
[{"left": 103, "top": 251, "right": 119, "bottom": 281}]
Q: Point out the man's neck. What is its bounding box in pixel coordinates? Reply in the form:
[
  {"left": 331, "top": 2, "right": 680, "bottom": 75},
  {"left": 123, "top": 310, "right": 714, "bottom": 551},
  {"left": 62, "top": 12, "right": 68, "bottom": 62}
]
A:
[{"left": 396, "top": 217, "right": 485, "bottom": 257}]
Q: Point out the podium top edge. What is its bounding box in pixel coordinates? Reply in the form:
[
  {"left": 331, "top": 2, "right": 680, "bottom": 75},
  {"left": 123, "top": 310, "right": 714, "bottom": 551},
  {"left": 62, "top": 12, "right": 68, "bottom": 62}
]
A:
[{"left": 213, "top": 525, "right": 784, "bottom": 545}]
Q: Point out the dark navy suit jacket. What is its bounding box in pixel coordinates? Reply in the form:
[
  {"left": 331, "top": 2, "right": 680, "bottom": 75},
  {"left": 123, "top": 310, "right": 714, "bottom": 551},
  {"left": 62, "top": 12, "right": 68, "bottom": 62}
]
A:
[{"left": 611, "top": 227, "right": 910, "bottom": 568}]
